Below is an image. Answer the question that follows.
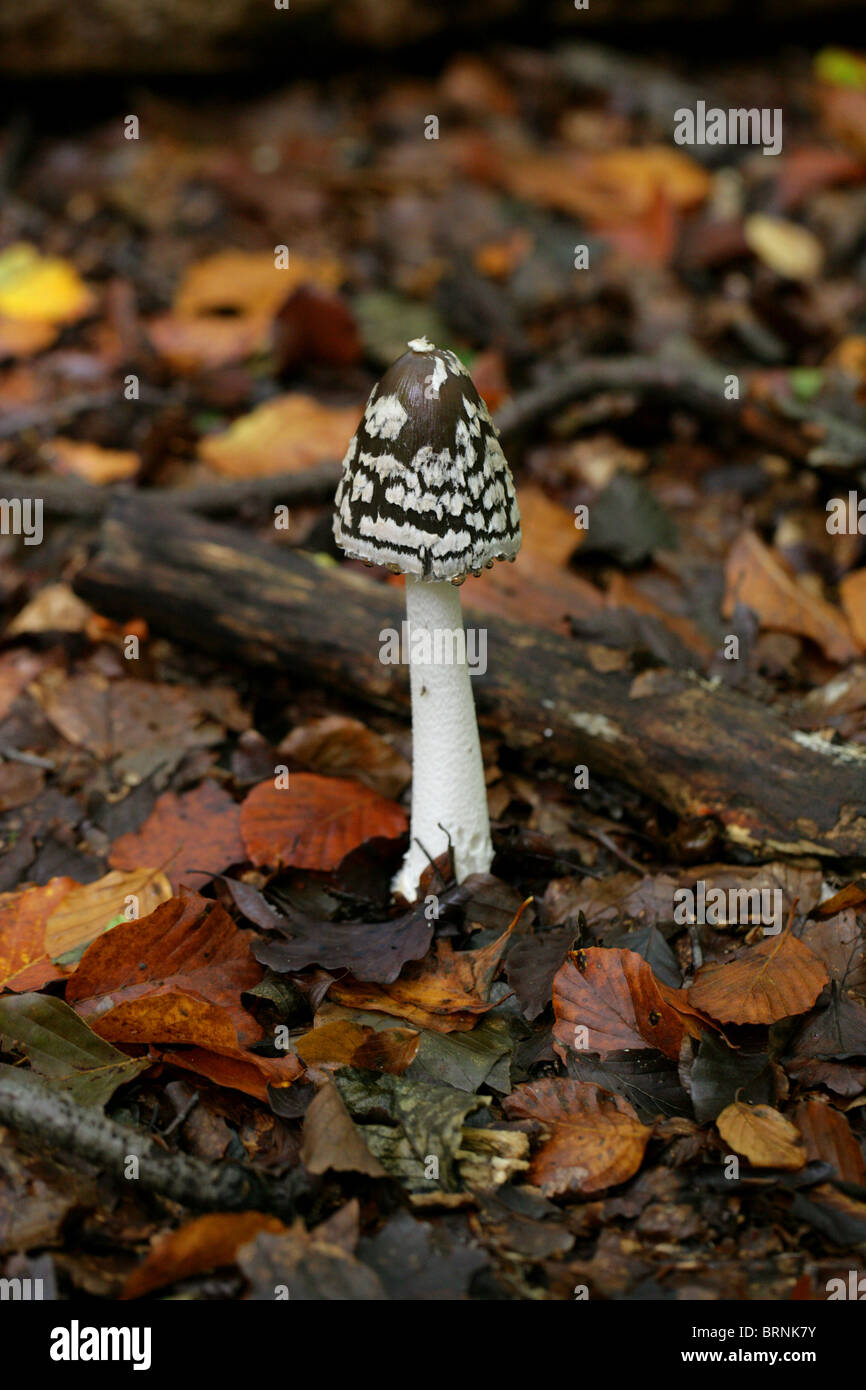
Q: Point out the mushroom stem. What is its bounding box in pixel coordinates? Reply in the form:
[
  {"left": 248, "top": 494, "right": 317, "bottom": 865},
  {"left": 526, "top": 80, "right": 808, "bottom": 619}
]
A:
[{"left": 392, "top": 575, "right": 493, "bottom": 901}]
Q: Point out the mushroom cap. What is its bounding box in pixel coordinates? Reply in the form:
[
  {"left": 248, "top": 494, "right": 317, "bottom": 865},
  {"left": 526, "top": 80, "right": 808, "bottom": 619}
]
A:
[{"left": 333, "top": 338, "right": 521, "bottom": 581}]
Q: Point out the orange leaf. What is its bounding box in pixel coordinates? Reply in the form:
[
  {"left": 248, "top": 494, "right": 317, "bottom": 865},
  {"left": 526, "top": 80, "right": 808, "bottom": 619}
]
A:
[
  {"left": 122, "top": 1212, "right": 286, "bottom": 1300},
  {"left": 688, "top": 933, "right": 829, "bottom": 1025},
  {"left": 0, "top": 877, "right": 74, "bottom": 991},
  {"left": 295, "top": 1019, "right": 419, "bottom": 1074},
  {"left": 503, "top": 1078, "right": 651, "bottom": 1196},
  {"left": 198, "top": 394, "right": 361, "bottom": 478},
  {"left": 552, "top": 947, "right": 701, "bottom": 1062},
  {"left": 66, "top": 892, "right": 263, "bottom": 1048},
  {"left": 157, "top": 1045, "right": 304, "bottom": 1102},
  {"left": 240, "top": 772, "right": 407, "bottom": 871},
  {"left": 109, "top": 782, "right": 245, "bottom": 892},
  {"left": 723, "top": 530, "right": 858, "bottom": 664}
]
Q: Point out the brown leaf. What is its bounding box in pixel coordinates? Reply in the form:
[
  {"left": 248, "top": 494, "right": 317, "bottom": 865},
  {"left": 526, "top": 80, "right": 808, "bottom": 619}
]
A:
[
  {"left": 716, "top": 1101, "right": 807, "bottom": 1170},
  {"left": 122, "top": 1212, "right": 286, "bottom": 1300},
  {"left": 0, "top": 877, "right": 74, "bottom": 991},
  {"left": 503, "top": 1078, "right": 651, "bottom": 1196},
  {"left": 240, "top": 772, "right": 407, "bottom": 872},
  {"left": 300, "top": 1078, "right": 386, "bottom": 1177},
  {"left": 793, "top": 1098, "right": 866, "bottom": 1184},
  {"left": 329, "top": 914, "right": 519, "bottom": 1033},
  {"left": 198, "top": 394, "right": 361, "bottom": 478},
  {"left": 839, "top": 569, "right": 866, "bottom": 651},
  {"left": 294, "top": 1019, "right": 419, "bottom": 1074},
  {"left": 66, "top": 892, "right": 263, "bottom": 1048},
  {"left": 109, "top": 782, "right": 244, "bottom": 892},
  {"left": 688, "top": 933, "right": 829, "bottom": 1025},
  {"left": 552, "top": 947, "right": 702, "bottom": 1062},
  {"left": 723, "top": 530, "right": 858, "bottom": 664},
  {"left": 157, "top": 1045, "right": 304, "bottom": 1102},
  {"left": 279, "top": 716, "right": 410, "bottom": 800},
  {"left": 44, "top": 867, "right": 173, "bottom": 961}
]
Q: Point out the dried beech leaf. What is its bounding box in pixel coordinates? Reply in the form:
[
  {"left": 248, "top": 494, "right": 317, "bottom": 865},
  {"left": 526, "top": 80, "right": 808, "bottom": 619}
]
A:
[
  {"left": 716, "top": 1101, "right": 807, "bottom": 1170},
  {"left": 503, "top": 1078, "right": 651, "bottom": 1196}
]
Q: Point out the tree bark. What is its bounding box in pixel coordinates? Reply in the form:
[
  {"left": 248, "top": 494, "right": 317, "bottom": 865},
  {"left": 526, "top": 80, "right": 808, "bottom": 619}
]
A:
[{"left": 75, "top": 496, "right": 866, "bottom": 860}]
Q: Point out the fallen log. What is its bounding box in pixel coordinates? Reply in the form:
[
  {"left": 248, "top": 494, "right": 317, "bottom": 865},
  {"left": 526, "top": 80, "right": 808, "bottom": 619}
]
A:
[{"left": 75, "top": 496, "right": 866, "bottom": 860}]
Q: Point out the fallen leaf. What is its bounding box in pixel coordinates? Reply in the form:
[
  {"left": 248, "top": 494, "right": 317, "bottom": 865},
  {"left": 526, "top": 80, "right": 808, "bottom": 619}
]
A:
[
  {"left": 157, "top": 1044, "right": 304, "bottom": 1102},
  {"left": 300, "top": 1077, "right": 387, "bottom": 1176},
  {"left": 0, "top": 318, "right": 58, "bottom": 358},
  {"left": 744, "top": 214, "right": 824, "bottom": 281},
  {"left": 0, "top": 993, "right": 148, "bottom": 1106},
  {"left": 174, "top": 250, "right": 342, "bottom": 320},
  {"left": 66, "top": 892, "right": 264, "bottom": 1048},
  {"left": 716, "top": 1101, "right": 807, "bottom": 1170},
  {"left": 793, "top": 1098, "right": 866, "bottom": 1184},
  {"left": 279, "top": 716, "right": 410, "bottom": 800},
  {"left": 503, "top": 1078, "right": 651, "bottom": 1196},
  {"left": 240, "top": 772, "right": 407, "bottom": 872},
  {"left": 0, "top": 243, "right": 94, "bottom": 325},
  {"left": 294, "top": 1019, "right": 419, "bottom": 1074},
  {"left": 0, "top": 877, "right": 76, "bottom": 991},
  {"left": 688, "top": 933, "right": 829, "bottom": 1025},
  {"left": 723, "top": 530, "right": 858, "bottom": 664},
  {"left": 122, "top": 1212, "right": 286, "bottom": 1300},
  {"left": 45, "top": 867, "right": 173, "bottom": 963},
  {"left": 109, "top": 782, "right": 244, "bottom": 892},
  {"left": 552, "top": 947, "right": 703, "bottom": 1063},
  {"left": 198, "top": 395, "right": 361, "bottom": 478},
  {"left": 329, "top": 913, "right": 519, "bottom": 1033},
  {"left": 238, "top": 1223, "right": 387, "bottom": 1300},
  {"left": 252, "top": 895, "right": 434, "bottom": 985},
  {"left": 839, "top": 569, "right": 866, "bottom": 650},
  {"left": 6, "top": 583, "right": 94, "bottom": 636},
  {"left": 44, "top": 437, "right": 140, "bottom": 485}
]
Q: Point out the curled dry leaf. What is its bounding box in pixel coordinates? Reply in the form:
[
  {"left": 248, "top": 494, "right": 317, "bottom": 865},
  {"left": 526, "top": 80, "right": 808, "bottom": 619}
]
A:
[
  {"left": 503, "top": 1078, "right": 651, "bottom": 1196},
  {"left": 723, "top": 530, "right": 858, "bottom": 664},
  {"left": 552, "top": 947, "right": 706, "bottom": 1063},
  {"left": 240, "top": 772, "right": 407, "bottom": 872},
  {"left": 688, "top": 933, "right": 829, "bottom": 1025},
  {"left": 109, "top": 781, "right": 245, "bottom": 892},
  {"left": 329, "top": 913, "right": 520, "bottom": 1034},
  {"left": 716, "top": 1101, "right": 807, "bottom": 1170},
  {"left": 66, "top": 891, "right": 264, "bottom": 1049}
]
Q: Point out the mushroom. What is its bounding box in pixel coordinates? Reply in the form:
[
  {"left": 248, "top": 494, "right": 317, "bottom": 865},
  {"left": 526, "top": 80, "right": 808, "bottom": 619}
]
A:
[{"left": 333, "top": 337, "right": 521, "bottom": 901}]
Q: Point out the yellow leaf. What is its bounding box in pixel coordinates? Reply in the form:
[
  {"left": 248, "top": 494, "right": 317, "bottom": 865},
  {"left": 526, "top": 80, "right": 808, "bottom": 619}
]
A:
[
  {"left": 717, "top": 1101, "right": 806, "bottom": 1170},
  {"left": 45, "top": 868, "right": 173, "bottom": 962},
  {"left": 0, "top": 243, "right": 94, "bottom": 325}
]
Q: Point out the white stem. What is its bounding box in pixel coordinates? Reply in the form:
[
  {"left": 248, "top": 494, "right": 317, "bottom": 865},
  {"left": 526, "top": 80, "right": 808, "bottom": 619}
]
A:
[{"left": 391, "top": 576, "right": 493, "bottom": 901}]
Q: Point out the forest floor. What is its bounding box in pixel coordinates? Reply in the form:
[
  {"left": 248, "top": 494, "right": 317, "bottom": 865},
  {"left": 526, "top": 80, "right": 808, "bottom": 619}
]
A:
[{"left": 1, "top": 36, "right": 866, "bottom": 1301}]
